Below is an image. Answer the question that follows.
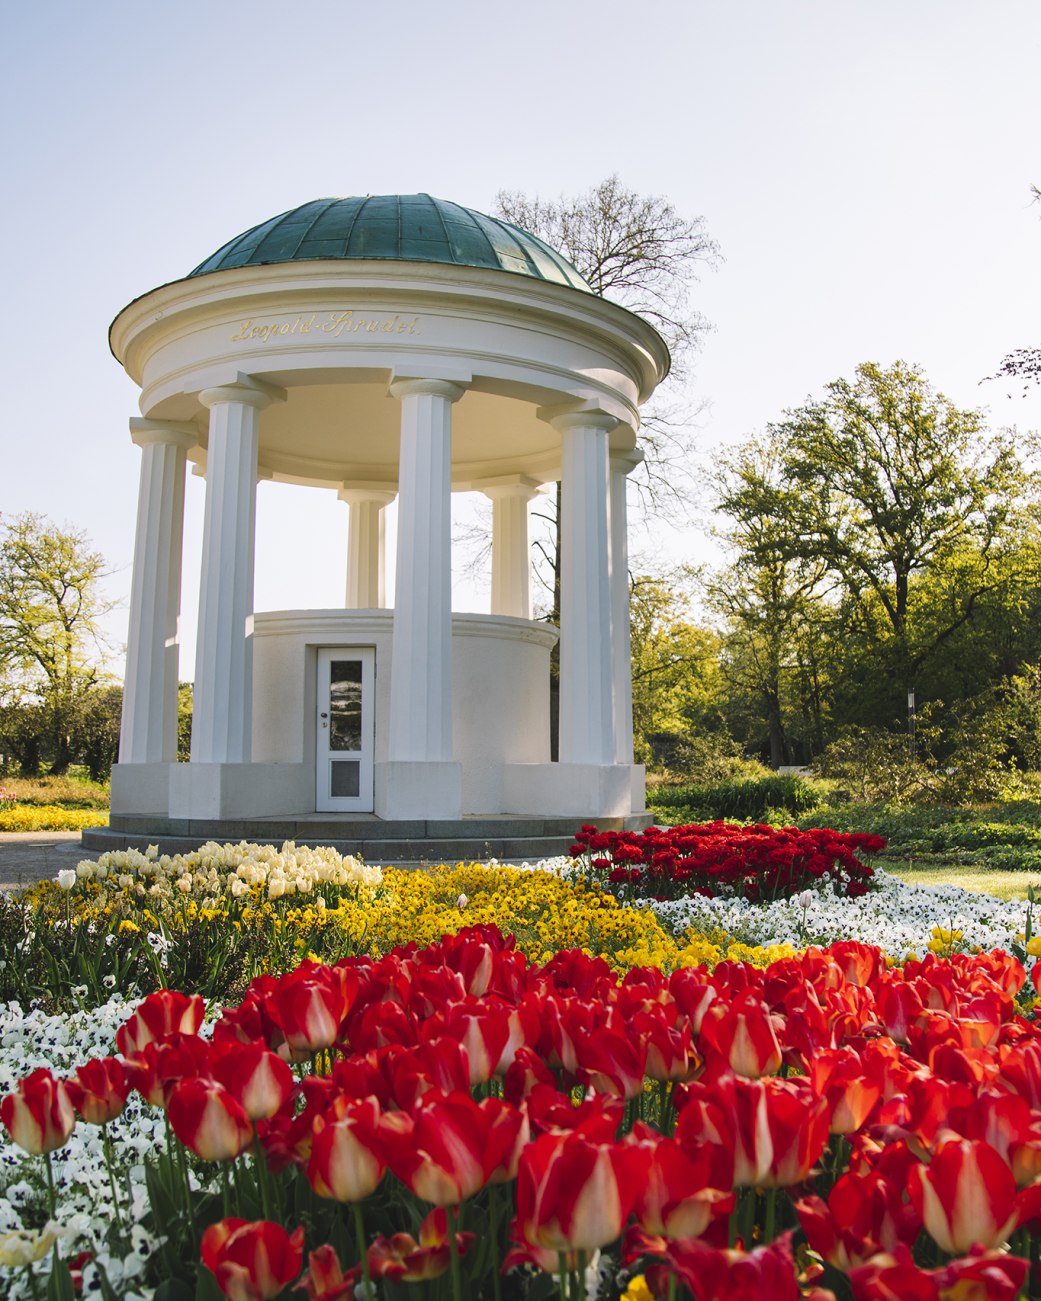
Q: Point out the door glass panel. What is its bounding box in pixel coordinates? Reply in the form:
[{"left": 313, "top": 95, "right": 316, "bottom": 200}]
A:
[
  {"left": 329, "top": 660, "right": 363, "bottom": 751},
  {"left": 330, "top": 760, "right": 361, "bottom": 798}
]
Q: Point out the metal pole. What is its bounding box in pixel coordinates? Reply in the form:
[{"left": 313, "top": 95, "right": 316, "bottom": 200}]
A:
[{"left": 908, "top": 687, "right": 916, "bottom": 763}]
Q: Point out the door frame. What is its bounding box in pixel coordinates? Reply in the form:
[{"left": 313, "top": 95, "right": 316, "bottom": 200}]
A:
[{"left": 315, "top": 646, "right": 376, "bottom": 813}]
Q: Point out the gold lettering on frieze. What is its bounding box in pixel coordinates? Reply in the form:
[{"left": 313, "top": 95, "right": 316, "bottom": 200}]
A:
[{"left": 230, "top": 311, "right": 422, "bottom": 343}]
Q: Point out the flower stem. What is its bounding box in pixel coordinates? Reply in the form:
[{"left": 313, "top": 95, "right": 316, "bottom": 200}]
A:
[
  {"left": 101, "top": 1122, "right": 125, "bottom": 1236},
  {"left": 763, "top": 1188, "right": 777, "bottom": 1244},
  {"left": 252, "top": 1130, "right": 273, "bottom": 1221},
  {"left": 488, "top": 1183, "right": 503, "bottom": 1301},
  {"left": 352, "top": 1200, "right": 374, "bottom": 1301},
  {"left": 42, "top": 1150, "right": 56, "bottom": 1221},
  {"left": 447, "top": 1203, "right": 464, "bottom": 1301},
  {"left": 25, "top": 1264, "right": 43, "bottom": 1301}
]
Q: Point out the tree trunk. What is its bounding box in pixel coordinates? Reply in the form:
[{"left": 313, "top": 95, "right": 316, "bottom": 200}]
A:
[
  {"left": 765, "top": 692, "right": 788, "bottom": 769},
  {"left": 549, "top": 481, "right": 562, "bottom": 762}
]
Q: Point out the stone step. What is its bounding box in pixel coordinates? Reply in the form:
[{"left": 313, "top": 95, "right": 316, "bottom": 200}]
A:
[
  {"left": 99, "top": 813, "right": 647, "bottom": 839},
  {"left": 79, "top": 825, "right": 595, "bottom": 867}
]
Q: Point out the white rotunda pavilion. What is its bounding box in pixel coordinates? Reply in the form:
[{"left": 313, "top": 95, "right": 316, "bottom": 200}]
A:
[{"left": 96, "top": 195, "right": 669, "bottom": 855}]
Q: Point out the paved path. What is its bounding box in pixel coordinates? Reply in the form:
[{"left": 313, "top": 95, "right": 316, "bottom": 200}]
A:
[{"left": 0, "top": 832, "right": 87, "bottom": 892}]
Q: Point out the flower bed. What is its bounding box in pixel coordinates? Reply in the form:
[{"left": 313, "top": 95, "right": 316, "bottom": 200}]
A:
[
  {"left": 0, "top": 805, "right": 108, "bottom": 832},
  {"left": 568, "top": 822, "right": 885, "bottom": 902},
  {"left": 4, "top": 846, "right": 796, "bottom": 1010},
  {"left": 3, "top": 927, "right": 1041, "bottom": 1299}
]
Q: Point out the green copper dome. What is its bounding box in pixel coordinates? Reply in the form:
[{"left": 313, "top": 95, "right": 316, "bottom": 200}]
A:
[{"left": 189, "top": 194, "right": 593, "bottom": 293}]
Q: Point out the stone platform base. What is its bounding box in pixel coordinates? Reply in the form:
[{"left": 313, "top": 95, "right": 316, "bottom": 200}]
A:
[{"left": 81, "top": 812, "right": 654, "bottom": 867}]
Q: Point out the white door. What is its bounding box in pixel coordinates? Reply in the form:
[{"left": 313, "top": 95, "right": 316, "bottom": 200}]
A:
[{"left": 316, "top": 648, "right": 375, "bottom": 812}]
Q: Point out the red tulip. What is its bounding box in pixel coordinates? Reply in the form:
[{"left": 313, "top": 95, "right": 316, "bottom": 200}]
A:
[
  {"left": 685, "top": 1073, "right": 829, "bottom": 1189},
  {"left": 624, "top": 1228, "right": 803, "bottom": 1301},
  {"left": 633, "top": 1010, "right": 699, "bottom": 1083},
  {"left": 348, "top": 999, "right": 419, "bottom": 1053},
  {"left": 378, "top": 1037, "right": 471, "bottom": 1110},
  {"left": 266, "top": 964, "right": 350, "bottom": 1060},
  {"left": 122, "top": 1034, "right": 213, "bottom": 1108},
  {"left": 294, "top": 1244, "right": 356, "bottom": 1301},
  {"left": 513, "top": 1126, "right": 650, "bottom": 1252},
  {"left": 307, "top": 1095, "right": 386, "bottom": 1202},
  {"left": 482, "top": 1095, "right": 530, "bottom": 1184},
  {"left": 669, "top": 968, "right": 719, "bottom": 1034},
  {"left": 423, "top": 999, "right": 512, "bottom": 1085},
  {"left": 115, "top": 989, "right": 204, "bottom": 1056},
  {"left": 700, "top": 991, "right": 783, "bottom": 1078},
  {"left": 809, "top": 1048, "right": 883, "bottom": 1135},
  {"left": 257, "top": 1109, "right": 314, "bottom": 1173},
  {"left": 168, "top": 1078, "right": 253, "bottom": 1162},
  {"left": 828, "top": 940, "right": 883, "bottom": 987},
  {"left": 367, "top": 1207, "right": 474, "bottom": 1283},
  {"left": 503, "top": 1047, "right": 557, "bottom": 1105},
  {"left": 65, "top": 1057, "right": 130, "bottom": 1126},
  {"left": 212, "top": 1041, "right": 294, "bottom": 1122},
  {"left": 1, "top": 1068, "right": 75, "bottom": 1154},
  {"left": 632, "top": 1128, "right": 734, "bottom": 1240},
  {"left": 381, "top": 1090, "right": 515, "bottom": 1205},
  {"left": 796, "top": 1168, "right": 921, "bottom": 1270},
  {"left": 847, "top": 1244, "right": 1028, "bottom": 1301},
  {"left": 876, "top": 980, "right": 926, "bottom": 1043},
  {"left": 574, "top": 1024, "right": 648, "bottom": 1099},
  {"left": 201, "top": 1218, "right": 304, "bottom": 1301},
  {"left": 907, "top": 1137, "right": 1041, "bottom": 1254}
]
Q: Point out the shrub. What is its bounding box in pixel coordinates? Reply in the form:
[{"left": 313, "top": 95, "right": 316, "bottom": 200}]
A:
[
  {"left": 649, "top": 774, "right": 821, "bottom": 822},
  {"left": 0, "top": 774, "right": 110, "bottom": 808}
]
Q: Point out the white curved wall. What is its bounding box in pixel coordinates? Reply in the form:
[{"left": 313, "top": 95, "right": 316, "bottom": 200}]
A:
[{"left": 252, "top": 609, "right": 558, "bottom": 814}]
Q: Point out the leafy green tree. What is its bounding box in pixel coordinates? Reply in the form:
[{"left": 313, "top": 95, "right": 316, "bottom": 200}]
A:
[
  {"left": 729, "top": 362, "right": 1035, "bottom": 725},
  {"left": 627, "top": 571, "right": 727, "bottom": 766},
  {"left": 710, "top": 437, "right": 834, "bottom": 765},
  {"left": 0, "top": 512, "right": 115, "bottom": 773},
  {"left": 72, "top": 685, "right": 123, "bottom": 783}
]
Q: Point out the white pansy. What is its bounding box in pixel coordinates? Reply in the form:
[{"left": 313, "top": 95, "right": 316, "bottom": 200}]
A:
[
  {"left": 647, "top": 869, "right": 1037, "bottom": 959},
  {"left": 0, "top": 996, "right": 216, "bottom": 1299}
]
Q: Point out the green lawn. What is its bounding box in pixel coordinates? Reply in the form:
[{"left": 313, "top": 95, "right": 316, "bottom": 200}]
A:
[{"left": 885, "top": 859, "right": 1041, "bottom": 902}]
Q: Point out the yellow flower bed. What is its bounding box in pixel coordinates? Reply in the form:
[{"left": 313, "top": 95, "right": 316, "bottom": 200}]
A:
[
  {"left": 22, "top": 842, "right": 794, "bottom": 976},
  {"left": 0, "top": 805, "right": 109, "bottom": 831}
]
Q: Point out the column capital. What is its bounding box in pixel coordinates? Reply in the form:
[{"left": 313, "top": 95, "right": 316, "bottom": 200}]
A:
[
  {"left": 198, "top": 377, "right": 285, "bottom": 411},
  {"left": 337, "top": 483, "right": 397, "bottom": 507},
  {"left": 610, "top": 448, "right": 645, "bottom": 476},
  {"left": 389, "top": 377, "right": 467, "bottom": 403},
  {"left": 537, "top": 401, "right": 619, "bottom": 437},
  {"left": 129, "top": 418, "right": 198, "bottom": 452},
  {"left": 478, "top": 474, "right": 541, "bottom": 503}
]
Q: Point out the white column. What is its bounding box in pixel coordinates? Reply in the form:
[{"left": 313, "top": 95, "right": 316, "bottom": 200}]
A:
[
  {"left": 609, "top": 452, "right": 641, "bottom": 764},
  {"left": 548, "top": 408, "right": 617, "bottom": 765},
  {"left": 191, "top": 382, "right": 277, "bottom": 764},
  {"left": 387, "top": 378, "right": 465, "bottom": 761},
  {"left": 338, "top": 486, "right": 395, "bottom": 608},
  {"left": 120, "top": 420, "right": 196, "bottom": 763},
  {"left": 482, "top": 478, "right": 538, "bottom": 619}
]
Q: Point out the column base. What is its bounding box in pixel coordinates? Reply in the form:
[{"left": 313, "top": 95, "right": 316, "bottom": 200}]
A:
[
  {"left": 110, "top": 763, "right": 177, "bottom": 816},
  {"left": 168, "top": 763, "right": 313, "bottom": 820},
  {"left": 630, "top": 763, "right": 647, "bottom": 815},
  {"left": 502, "top": 763, "right": 638, "bottom": 818},
  {"left": 374, "top": 761, "right": 462, "bottom": 819}
]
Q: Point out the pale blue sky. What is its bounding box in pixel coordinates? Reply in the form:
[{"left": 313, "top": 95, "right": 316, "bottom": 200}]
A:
[{"left": 3, "top": 0, "right": 1039, "bottom": 671}]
